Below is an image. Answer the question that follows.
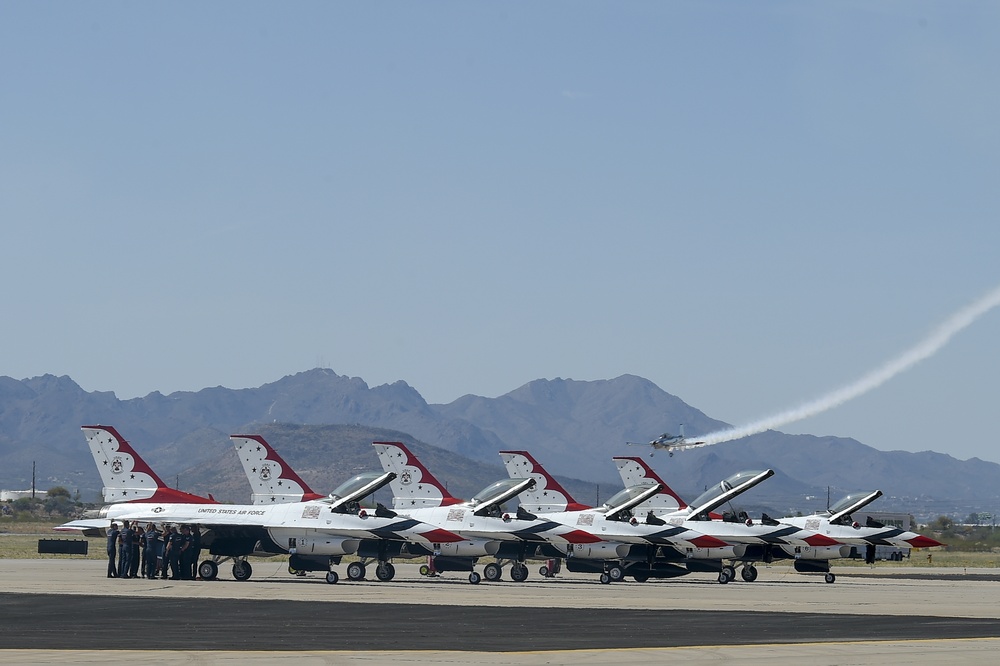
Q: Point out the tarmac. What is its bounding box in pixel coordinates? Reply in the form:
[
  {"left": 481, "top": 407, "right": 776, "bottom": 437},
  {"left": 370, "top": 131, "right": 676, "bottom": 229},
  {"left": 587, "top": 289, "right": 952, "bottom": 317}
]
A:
[{"left": 1, "top": 559, "right": 998, "bottom": 664}]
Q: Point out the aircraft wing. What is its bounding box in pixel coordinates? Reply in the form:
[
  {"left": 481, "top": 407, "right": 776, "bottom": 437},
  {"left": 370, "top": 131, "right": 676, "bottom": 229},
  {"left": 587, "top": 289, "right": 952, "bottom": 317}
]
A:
[{"left": 53, "top": 518, "right": 110, "bottom": 537}]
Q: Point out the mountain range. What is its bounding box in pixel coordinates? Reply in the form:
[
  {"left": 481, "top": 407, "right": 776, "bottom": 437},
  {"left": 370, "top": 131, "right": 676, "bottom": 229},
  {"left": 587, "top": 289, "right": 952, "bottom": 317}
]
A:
[{"left": 1, "top": 368, "right": 996, "bottom": 520}]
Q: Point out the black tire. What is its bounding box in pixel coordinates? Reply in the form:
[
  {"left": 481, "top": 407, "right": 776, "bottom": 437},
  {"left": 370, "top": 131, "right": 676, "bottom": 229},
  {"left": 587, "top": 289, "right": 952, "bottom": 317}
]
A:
[
  {"left": 825, "top": 572, "right": 836, "bottom": 584},
  {"left": 723, "top": 565, "right": 736, "bottom": 580},
  {"left": 198, "top": 560, "right": 219, "bottom": 581},
  {"left": 717, "top": 571, "right": 730, "bottom": 584},
  {"left": 483, "top": 562, "right": 503, "bottom": 581},
  {"left": 347, "top": 562, "right": 366, "bottom": 581},
  {"left": 539, "top": 565, "right": 549, "bottom": 577},
  {"left": 419, "top": 564, "right": 431, "bottom": 576},
  {"left": 468, "top": 572, "right": 481, "bottom": 584},
  {"left": 608, "top": 564, "right": 625, "bottom": 582},
  {"left": 375, "top": 562, "right": 395, "bottom": 581},
  {"left": 232, "top": 560, "right": 252, "bottom": 581},
  {"left": 325, "top": 571, "right": 339, "bottom": 584},
  {"left": 600, "top": 573, "right": 611, "bottom": 584},
  {"left": 741, "top": 565, "right": 758, "bottom": 582},
  {"left": 632, "top": 573, "right": 649, "bottom": 583},
  {"left": 510, "top": 563, "right": 528, "bottom": 582}
]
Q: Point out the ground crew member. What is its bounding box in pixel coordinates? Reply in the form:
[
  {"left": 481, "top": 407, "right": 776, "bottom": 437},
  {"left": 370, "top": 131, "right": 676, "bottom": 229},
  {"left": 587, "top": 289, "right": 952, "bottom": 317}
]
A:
[
  {"left": 167, "top": 526, "right": 183, "bottom": 579},
  {"left": 159, "top": 526, "right": 170, "bottom": 579},
  {"left": 143, "top": 523, "right": 159, "bottom": 579},
  {"left": 118, "top": 520, "right": 133, "bottom": 578},
  {"left": 106, "top": 522, "right": 120, "bottom": 578},
  {"left": 190, "top": 526, "right": 202, "bottom": 580},
  {"left": 179, "top": 525, "right": 195, "bottom": 580},
  {"left": 131, "top": 524, "right": 144, "bottom": 578}
]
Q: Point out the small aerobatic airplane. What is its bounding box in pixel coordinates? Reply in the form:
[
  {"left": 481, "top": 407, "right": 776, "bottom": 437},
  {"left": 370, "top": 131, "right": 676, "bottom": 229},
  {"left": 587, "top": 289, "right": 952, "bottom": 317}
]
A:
[
  {"left": 57, "top": 425, "right": 466, "bottom": 583},
  {"left": 629, "top": 424, "right": 705, "bottom": 456}
]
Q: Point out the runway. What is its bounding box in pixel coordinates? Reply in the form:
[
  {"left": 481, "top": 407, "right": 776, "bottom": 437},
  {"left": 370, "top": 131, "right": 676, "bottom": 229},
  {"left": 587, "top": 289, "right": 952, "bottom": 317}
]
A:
[{"left": 1, "top": 559, "right": 998, "bottom": 663}]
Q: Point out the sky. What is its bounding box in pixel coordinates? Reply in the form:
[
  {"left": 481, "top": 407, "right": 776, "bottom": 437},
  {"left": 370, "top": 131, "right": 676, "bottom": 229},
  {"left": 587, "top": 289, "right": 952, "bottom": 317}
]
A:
[{"left": 2, "top": 3, "right": 999, "bottom": 463}]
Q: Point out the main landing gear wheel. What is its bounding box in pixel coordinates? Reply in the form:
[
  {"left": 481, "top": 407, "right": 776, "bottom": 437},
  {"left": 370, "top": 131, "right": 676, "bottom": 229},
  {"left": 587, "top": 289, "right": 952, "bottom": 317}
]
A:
[
  {"left": 347, "top": 562, "right": 366, "bottom": 581},
  {"left": 468, "top": 572, "right": 481, "bottom": 584},
  {"left": 375, "top": 562, "right": 396, "bottom": 582},
  {"left": 632, "top": 572, "right": 649, "bottom": 583},
  {"left": 510, "top": 563, "right": 529, "bottom": 583},
  {"left": 607, "top": 564, "right": 625, "bottom": 582},
  {"left": 600, "top": 573, "right": 612, "bottom": 584},
  {"left": 232, "top": 560, "right": 253, "bottom": 581},
  {"left": 198, "top": 560, "right": 219, "bottom": 581},
  {"left": 717, "top": 571, "right": 730, "bottom": 584},
  {"left": 483, "top": 562, "right": 503, "bottom": 582},
  {"left": 722, "top": 565, "right": 736, "bottom": 581},
  {"left": 325, "top": 571, "right": 339, "bottom": 584},
  {"left": 741, "top": 565, "right": 759, "bottom": 582},
  {"left": 825, "top": 573, "right": 836, "bottom": 584}
]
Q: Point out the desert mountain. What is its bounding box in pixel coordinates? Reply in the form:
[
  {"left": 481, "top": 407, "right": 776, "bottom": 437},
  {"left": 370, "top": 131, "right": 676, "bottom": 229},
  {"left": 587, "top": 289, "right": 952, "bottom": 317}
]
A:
[{"left": 1, "top": 369, "right": 997, "bottom": 518}]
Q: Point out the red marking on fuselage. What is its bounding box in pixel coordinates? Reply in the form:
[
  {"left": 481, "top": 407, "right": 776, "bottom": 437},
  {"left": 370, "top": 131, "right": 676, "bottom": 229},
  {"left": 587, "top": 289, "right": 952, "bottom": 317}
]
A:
[
  {"left": 560, "top": 529, "right": 604, "bottom": 544},
  {"left": 419, "top": 528, "right": 464, "bottom": 543},
  {"left": 690, "top": 534, "right": 729, "bottom": 549},
  {"left": 804, "top": 533, "right": 841, "bottom": 547}
]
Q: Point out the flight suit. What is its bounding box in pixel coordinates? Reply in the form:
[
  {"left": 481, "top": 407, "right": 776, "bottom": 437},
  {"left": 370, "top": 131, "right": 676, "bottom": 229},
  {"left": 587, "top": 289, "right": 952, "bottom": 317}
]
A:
[{"left": 106, "top": 526, "right": 119, "bottom": 578}]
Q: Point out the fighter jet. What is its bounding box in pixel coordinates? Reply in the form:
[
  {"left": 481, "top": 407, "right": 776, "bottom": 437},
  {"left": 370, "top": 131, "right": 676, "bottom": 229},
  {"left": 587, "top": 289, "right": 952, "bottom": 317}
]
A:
[
  {"left": 502, "top": 451, "right": 841, "bottom": 584},
  {"left": 56, "top": 426, "right": 465, "bottom": 583}
]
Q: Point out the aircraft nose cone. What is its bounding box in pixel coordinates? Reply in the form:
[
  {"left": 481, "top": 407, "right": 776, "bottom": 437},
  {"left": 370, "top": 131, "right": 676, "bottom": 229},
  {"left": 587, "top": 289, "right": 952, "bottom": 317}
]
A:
[
  {"left": 907, "top": 535, "right": 943, "bottom": 548},
  {"left": 804, "top": 533, "right": 840, "bottom": 547}
]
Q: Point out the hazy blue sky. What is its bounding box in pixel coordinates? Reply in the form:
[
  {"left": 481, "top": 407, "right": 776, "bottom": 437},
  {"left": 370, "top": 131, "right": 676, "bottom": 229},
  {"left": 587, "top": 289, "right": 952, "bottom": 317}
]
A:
[{"left": 2, "top": 3, "right": 998, "bottom": 462}]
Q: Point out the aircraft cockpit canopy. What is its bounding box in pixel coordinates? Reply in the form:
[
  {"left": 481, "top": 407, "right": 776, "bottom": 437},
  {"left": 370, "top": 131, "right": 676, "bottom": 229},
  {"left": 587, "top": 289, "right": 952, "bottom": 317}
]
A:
[
  {"left": 327, "top": 471, "right": 385, "bottom": 501},
  {"left": 469, "top": 478, "right": 525, "bottom": 507},
  {"left": 601, "top": 484, "right": 655, "bottom": 512},
  {"left": 827, "top": 491, "right": 875, "bottom": 517},
  {"left": 689, "top": 470, "right": 767, "bottom": 510}
]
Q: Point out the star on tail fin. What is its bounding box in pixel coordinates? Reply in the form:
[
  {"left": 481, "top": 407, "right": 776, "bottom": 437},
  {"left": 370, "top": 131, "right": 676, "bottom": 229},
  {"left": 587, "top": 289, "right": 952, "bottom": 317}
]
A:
[
  {"left": 82, "top": 425, "right": 215, "bottom": 504},
  {"left": 372, "top": 441, "right": 462, "bottom": 509},
  {"left": 499, "top": 450, "right": 591, "bottom": 513},
  {"left": 230, "top": 434, "right": 324, "bottom": 504},
  {"left": 612, "top": 456, "right": 688, "bottom": 515}
]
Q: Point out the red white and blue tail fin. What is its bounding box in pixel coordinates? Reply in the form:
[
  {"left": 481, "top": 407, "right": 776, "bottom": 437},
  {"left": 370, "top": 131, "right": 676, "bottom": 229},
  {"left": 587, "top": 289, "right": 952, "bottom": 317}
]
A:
[
  {"left": 230, "top": 434, "right": 325, "bottom": 504},
  {"left": 372, "top": 441, "right": 463, "bottom": 509},
  {"left": 612, "top": 456, "right": 687, "bottom": 514},
  {"left": 83, "top": 425, "right": 216, "bottom": 504},
  {"left": 499, "top": 450, "right": 591, "bottom": 513}
]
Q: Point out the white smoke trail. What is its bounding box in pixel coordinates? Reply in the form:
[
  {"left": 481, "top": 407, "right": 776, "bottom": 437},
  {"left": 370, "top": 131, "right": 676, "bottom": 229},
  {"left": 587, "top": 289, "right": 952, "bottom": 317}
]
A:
[{"left": 693, "top": 283, "right": 1000, "bottom": 448}]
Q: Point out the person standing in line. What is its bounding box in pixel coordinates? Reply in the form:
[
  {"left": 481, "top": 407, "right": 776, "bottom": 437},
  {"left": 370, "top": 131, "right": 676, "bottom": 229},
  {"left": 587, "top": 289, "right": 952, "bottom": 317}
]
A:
[
  {"left": 106, "top": 523, "right": 120, "bottom": 578},
  {"left": 132, "top": 524, "right": 144, "bottom": 578},
  {"left": 118, "top": 520, "right": 133, "bottom": 578},
  {"left": 168, "top": 526, "right": 183, "bottom": 580},
  {"left": 159, "top": 526, "right": 170, "bottom": 579},
  {"left": 179, "top": 525, "right": 194, "bottom": 580},
  {"left": 190, "top": 526, "right": 202, "bottom": 580},
  {"left": 144, "top": 523, "right": 158, "bottom": 579}
]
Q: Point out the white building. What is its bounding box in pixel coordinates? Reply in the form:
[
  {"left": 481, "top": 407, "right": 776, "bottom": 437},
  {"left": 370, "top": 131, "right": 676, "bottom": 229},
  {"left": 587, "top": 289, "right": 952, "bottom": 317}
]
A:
[{"left": 0, "top": 489, "right": 46, "bottom": 502}]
